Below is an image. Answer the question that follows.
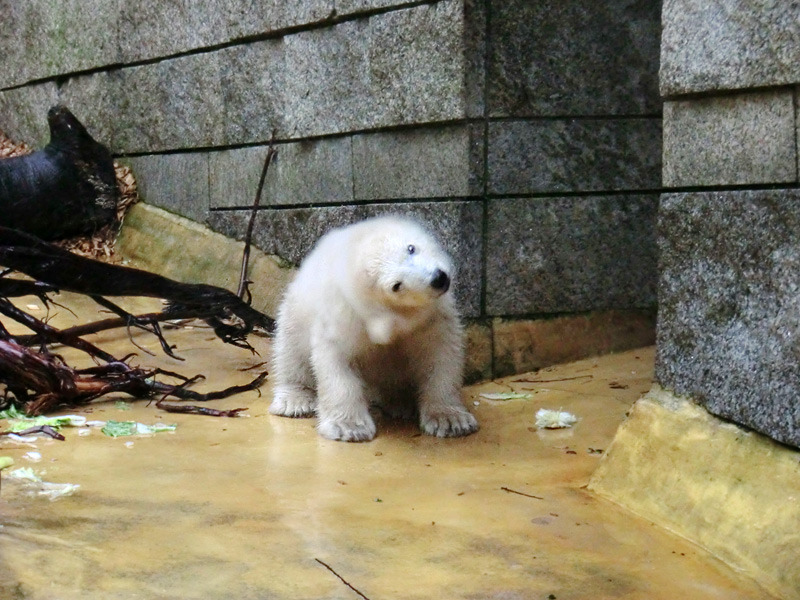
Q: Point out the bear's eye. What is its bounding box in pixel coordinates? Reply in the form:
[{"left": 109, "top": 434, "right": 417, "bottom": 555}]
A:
[
  {"left": 392, "top": 282, "right": 402, "bottom": 292},
  {"left": 407, "top": 245, "right": 415, "bottom": 255}
]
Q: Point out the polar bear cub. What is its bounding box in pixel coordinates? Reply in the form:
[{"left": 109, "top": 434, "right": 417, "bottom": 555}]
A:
[{"left": 269, "top": 216, "right": 479, "bottom": 442}]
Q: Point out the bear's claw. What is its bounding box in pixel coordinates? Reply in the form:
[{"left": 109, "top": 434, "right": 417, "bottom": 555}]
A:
[
  {"left": 420, "top": 409, "right": 479, "bottom": 438},
  {"left": 270, "top": 387, "right": 316, "bottom": 418},
  {"left": 317, "top": 416, "right": 377, "bottom": 442}
]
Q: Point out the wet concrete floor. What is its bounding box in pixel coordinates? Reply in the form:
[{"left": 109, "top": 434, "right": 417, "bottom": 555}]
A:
[{"left": 0, "top": 294, "right": 770, "bottom": 599}]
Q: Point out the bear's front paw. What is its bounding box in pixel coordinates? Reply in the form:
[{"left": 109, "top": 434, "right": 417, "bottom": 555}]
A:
[
  {"left": 317, "top": 415, "right": 377, "bottom": 442},
  {"left": 420, "top": 407, "right": 479, "bottom": 438},
  {"left": 270, "top": 386, "right": 316, "bottom": 418}
]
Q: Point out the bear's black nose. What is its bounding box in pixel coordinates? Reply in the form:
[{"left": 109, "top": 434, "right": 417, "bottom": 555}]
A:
[{"left": 430, "top": 269, "right": 450, "bottom": 293}]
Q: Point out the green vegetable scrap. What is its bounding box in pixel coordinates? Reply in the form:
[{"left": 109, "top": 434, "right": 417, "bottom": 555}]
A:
[
  {"left": 115, "top": 401, "right": 133, "bottom": 411},
  {"left": 6, "top": 467, "right": 80, "bottom": 500},
  {"left": 0, "top": 457, "right": 14, "bottom": 470},
  {"left": 7, "top": 467, "right": 40, "bottom": 482},
  {"left": 101, "top": 421, "right": 177, "bottom": 438},
  {"left": 0, "top": 406, "right": 27, "bottom": 420},
  {"left": 1, "top": 407, "right": 87, "bottom": 433},
  {"left": 535, "top": 408, "right": 578, "bottom": 429}
]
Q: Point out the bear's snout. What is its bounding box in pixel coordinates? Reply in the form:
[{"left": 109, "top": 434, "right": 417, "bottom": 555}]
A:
[{"left": 430, "top": 269, "right": 450, "bottom": 293}]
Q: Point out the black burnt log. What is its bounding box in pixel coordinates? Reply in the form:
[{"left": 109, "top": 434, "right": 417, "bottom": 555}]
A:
[{"left": 0, "top": 105, "right": 118, "bottom": 240}]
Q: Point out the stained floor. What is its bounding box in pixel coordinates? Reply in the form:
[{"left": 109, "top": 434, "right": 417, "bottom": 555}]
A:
[{"left": 0, "top": 294, "right": 770, "bottom": 599}]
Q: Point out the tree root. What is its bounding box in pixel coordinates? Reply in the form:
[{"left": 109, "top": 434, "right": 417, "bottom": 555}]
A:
[{"left": 0, "top": 338, "right": 266, "bottom": 416}]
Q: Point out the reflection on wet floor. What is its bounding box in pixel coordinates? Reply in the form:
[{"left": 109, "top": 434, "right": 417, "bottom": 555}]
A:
[{"left": 0, "top": 294, "right": 770, "bottom": 599}]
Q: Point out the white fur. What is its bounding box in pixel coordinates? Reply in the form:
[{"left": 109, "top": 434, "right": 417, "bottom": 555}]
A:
[{"left": 270, "top": 216, "right": 479, "bottom": 442}]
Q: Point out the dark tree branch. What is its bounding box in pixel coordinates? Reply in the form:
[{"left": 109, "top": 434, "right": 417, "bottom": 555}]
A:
[
  {"left": 89, "top": 295, "right": 183, "bottom": 360},
  {"left": 18, "top": 306, "right": 215, "bottom": 344},
  {"left": 0, "top": 298, "right": 118, "bottom": 363},
  {"left": 0, "top": 226, "right": 275, "bottom": 340}
]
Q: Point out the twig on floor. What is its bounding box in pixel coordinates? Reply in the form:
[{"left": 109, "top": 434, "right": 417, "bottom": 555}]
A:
[
  {"left": 154, "top": 401, "right": 247, "bottom": 417},
  {"left": 0, "top": 425, "right": 65, "bottom": 441},
  {"left": 239, "top": 361, "right": 268, "bottom": 372},
  {"left": 512, "top": 375, "right": 593, "bottom": 384},
  {"left": 500, "top": 486, "right": 544, "bottom": 500},
  {"left": 314, "top": 558, "right": 372, "bottom": 600}
]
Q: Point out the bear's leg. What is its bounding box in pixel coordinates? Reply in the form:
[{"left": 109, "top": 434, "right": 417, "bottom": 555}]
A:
[
  {"left": 413, "top": 318, "right": 479, "bottom": 438},
  {"left": 311, "top": 337, "right": 376, "bottom": 442},
  {"left": 269, "top": 323, "right": 317, "bottom": 418}
]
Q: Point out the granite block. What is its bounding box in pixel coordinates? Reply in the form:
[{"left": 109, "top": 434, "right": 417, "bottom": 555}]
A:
[
  {"left": 0, "top": 83, "right": 60, "bottom": 147},
  {"left": 115, "top": 54, "right": 226, "bottom": 153},
  {"left": 284, "top": 0, "right": 466, "bottom": 138},
  {"left": 125, "top": 153, "right": 210, "bottom": 223},
  {"left": 119, "top": 0, "right": 336, "bottom": 63},
  {"left": 492, "top": 310, "right": 656, "bottom": 378},
  {"left": 37, "top": 0, "right": 118, "bottom": 77},
  {"left": 0, "top": 1, "right": 29, "bottom": 88},
  {"left": 353, "top": 125, "right": 482, "bottom": 200},
  {"left": 661, "top": 0, "right": 800, "bottom": 96},
  {"left": 463, "top": 0, "right": 486, "bottom": 119},
  {"left": 283, "top": 19, "right": 371, "bottom": 137},
  {"left": 234, "top": 0, "right": 334, "bottom": 33},
  {"left": 222, "top": 0, "right": 335, "bottom": 56},
  {"left": 218, "top": 40, "right": 286, "bottom": 145},
  {"left": 488, "top": 119, "right": 662, "bottom": 195},
  {"left": 266, "top": 137, "right": 353, "bottom": 205},
  {"left": 209, "top": 137, "right": 353, "bottom": 209},
  {"left": 367, "top": 0, "right": 465, "bottom": 127},
  {"left": 1, "top": 0, "right": 338, "bottom": 89},
  {"left": 657, "top": 189, "right": 800, "bottom": 449},
  {"left": 663, "top": 90, "right": 797, "bottom": 187},
  {"left": 0, "top": 0, "right": 118, "bottom": 88},
  {"left": 485, "top": 195, "right": 659, "bottom": 315},
  {"left": 209, "top": 147, "right": 267, "bottom": 210},
  {"left": 464, "top": 319, "right": 493, "bottom": 384},
  {"left": 208, "top": 200, "right": 484, "bottom": 316},
  {"left": 119, "top": 0, "right": 232, "bottom": 63},
  {"left": 488, "top": 0, "right": 661, "bottom": 116}
]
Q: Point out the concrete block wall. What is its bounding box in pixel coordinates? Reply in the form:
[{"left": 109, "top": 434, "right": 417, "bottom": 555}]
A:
[
  {"left": 658, "top": 0, "right": 800, "bottom": 449},
  {"left": 0, "top": 0, "right": 663, "bottom": 379}
]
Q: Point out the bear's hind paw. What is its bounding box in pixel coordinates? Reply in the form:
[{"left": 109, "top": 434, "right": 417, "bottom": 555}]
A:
[{"left": 420, "top": 409, "right": 479, "bottom": 438}]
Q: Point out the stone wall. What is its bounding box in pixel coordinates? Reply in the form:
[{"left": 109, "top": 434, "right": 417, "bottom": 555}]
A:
[
  {"left": 0, "top": 0, "right": 663, "bottom": 379},
  {"left": 658, "top": 0, "right": 800, "bottom": 449}
]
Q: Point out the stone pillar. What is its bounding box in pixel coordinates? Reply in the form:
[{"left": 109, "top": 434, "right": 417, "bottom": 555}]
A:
[
  {"left": 658, "top": 0, "right": 800, "bottom": 449},
  {"left": 590, "top": 6, "right": 800, "bottom": 598}
]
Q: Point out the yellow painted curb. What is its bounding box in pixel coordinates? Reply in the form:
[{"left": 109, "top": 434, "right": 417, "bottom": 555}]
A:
[{"left": 589, "top": 386, "right": 800, "bottom": 600}]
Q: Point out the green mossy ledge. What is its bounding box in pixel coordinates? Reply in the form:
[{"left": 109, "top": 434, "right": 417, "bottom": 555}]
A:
[{"left": 116, "top": 202, "right": 294, "bottom": 319}]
